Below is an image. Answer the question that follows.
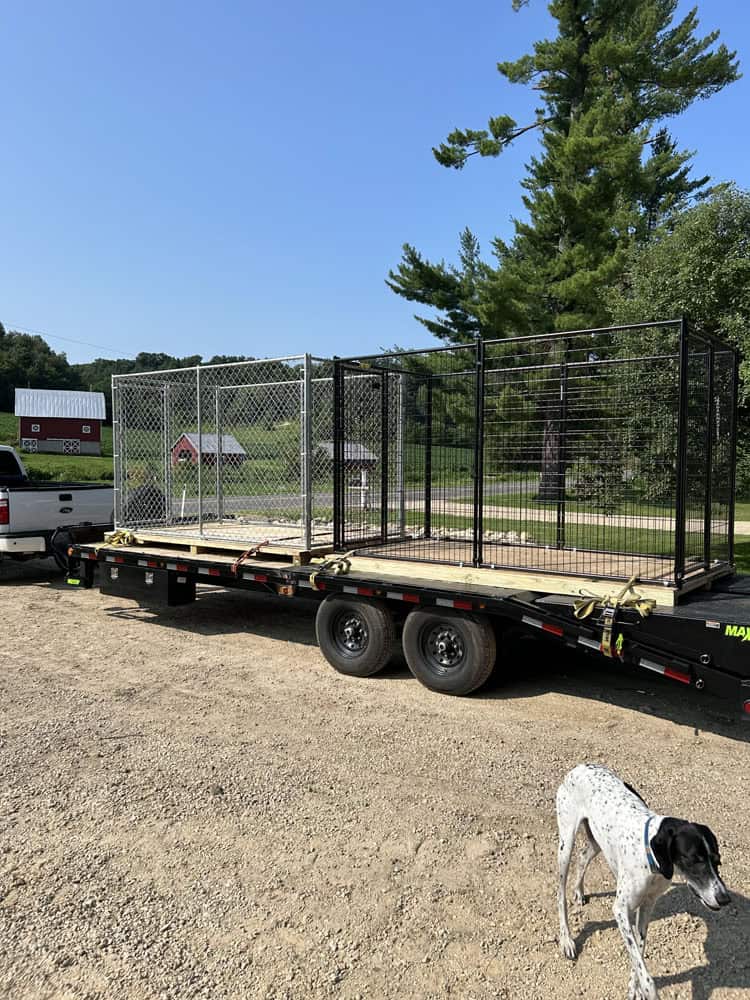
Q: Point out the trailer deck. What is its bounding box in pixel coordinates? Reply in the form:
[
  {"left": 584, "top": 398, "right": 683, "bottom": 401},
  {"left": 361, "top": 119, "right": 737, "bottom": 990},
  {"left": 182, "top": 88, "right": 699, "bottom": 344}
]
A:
[{"left": 95, "top": 529, "right": 729, "bottom": 606}]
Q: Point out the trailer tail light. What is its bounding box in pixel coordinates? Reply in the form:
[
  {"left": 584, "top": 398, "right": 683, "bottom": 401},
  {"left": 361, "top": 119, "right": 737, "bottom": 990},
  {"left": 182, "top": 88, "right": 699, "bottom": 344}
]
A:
[
  {"left": 0, "top": 497, "right": 8, "bottom": 525},
  {"left": 743, "top": 700, "right": 750, "bottom": 717}
]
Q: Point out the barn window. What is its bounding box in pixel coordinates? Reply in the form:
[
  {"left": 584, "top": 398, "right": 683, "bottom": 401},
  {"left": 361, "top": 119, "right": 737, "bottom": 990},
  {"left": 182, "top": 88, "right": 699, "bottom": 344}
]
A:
[
  {"left": 177, "top": 449, "right": 192, "bottom": 462},
  {"left": 31, "top": 423, "right": 40, "bottom": 433},
  {"left": 82, "top": 424, "right": 91, "bottom": 434}
]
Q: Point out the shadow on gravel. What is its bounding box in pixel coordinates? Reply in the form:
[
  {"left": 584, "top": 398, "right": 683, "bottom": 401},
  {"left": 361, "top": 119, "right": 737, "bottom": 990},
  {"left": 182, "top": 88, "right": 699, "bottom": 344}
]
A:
[
  {"left": 0, "top": 557, "right": 68, "bottom": 587},
  {"left": 102, "top": 587, "right": 320, "bottom": 645},
  {"left": 568, "top": 887, "right": 750, "bottom": 999},
  {"left": 478, "top": 634, "right": 749, "bottom": 745},
  {"left": 100, "top": 588, "right": 747, "bottom": 740}
]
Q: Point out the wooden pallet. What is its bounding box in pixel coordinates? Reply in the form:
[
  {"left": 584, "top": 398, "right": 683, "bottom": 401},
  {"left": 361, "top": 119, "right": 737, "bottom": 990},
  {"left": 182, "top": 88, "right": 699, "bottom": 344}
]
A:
[{"left": 109, "top": 529, "right": 335, "bottom": 565}]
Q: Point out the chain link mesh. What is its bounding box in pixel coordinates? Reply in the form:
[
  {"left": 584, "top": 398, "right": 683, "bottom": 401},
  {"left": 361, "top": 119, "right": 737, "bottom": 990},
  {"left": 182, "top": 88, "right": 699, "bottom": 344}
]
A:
[{"left": 113, "top": 356, "right": 333, "bottom": 548}]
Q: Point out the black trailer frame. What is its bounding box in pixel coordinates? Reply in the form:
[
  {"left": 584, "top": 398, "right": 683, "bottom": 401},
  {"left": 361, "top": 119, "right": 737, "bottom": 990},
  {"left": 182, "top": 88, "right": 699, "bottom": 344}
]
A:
[{"left": 67, "top": 537, "right": 750, "bottom": 718}]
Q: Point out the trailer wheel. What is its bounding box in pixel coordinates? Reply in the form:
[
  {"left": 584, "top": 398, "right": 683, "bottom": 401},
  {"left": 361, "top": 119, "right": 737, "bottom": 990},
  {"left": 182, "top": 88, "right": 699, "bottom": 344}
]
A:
[
  {"left": 402, "top": 608, "right": 496, "bottom": 695},
  {"left": 315, "top": 595, "right": 395, "bottom": 677}
]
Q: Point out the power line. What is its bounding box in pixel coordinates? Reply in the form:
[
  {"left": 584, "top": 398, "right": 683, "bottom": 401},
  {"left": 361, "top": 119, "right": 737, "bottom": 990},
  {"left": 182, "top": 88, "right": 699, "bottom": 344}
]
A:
[{"left": 4, "top": 321, "right": 139, "bottom": 360}]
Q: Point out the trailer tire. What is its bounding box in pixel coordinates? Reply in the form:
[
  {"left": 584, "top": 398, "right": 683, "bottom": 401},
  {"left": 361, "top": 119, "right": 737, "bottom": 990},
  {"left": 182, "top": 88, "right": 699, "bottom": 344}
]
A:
[
  {"left": 315, "top": 595, "right": 395, "bottom": 678},
  {"left": 402, "top": 608, "right": 496, "bottom": 695}
]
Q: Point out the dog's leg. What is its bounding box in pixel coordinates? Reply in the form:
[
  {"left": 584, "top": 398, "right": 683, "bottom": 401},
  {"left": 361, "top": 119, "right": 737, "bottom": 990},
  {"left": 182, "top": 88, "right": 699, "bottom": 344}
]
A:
[
  {"left": 628, "top": 899, "right": 658, "bottom": 998},
  {"left": 614, "top": 890, "right": 658, "bottom": 1000},
  {"left": 556, "top": 805, "right": 579, "bottom": 960},
  {"left": 572, "top": 818, "right": 600, "bottom": 906}
]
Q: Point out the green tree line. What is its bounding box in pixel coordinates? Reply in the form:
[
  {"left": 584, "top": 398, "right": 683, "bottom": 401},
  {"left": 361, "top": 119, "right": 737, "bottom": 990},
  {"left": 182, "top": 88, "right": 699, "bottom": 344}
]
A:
[{"left": 0, "top": 324, "right": 254, "bottom": 418}]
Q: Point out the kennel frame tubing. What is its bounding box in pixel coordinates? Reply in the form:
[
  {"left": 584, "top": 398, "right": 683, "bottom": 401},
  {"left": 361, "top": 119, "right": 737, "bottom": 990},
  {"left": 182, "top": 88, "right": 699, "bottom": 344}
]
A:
[
  {"left": 196, "top": 364, "right": 203, "bottom": 537},
  {"left": 728, "top": 348, "right": 740, "bottom": 568},
  {"left": 380, "top": 374, "right": 389, "bottom": 543},
  {"left": 472, "top": 337, "right": 485, "bottom": 566},
  {"left": 302, "top": 354, "right": 313, "bottom": 551},
  {"left": 333, "top": 318, "right": 738, "bottom": 581},
  {"left": 703, "top": 340, "right": 714, "bottom": 571},
  {"left": 345, "top": 319, "right": 685, "bottom": 365}
]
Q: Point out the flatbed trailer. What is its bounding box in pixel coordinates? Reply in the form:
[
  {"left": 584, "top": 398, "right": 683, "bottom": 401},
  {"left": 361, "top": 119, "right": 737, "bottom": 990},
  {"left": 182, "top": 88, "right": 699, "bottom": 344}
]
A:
[{"left": 67, "top": 535, "right": 750, "bottom": 718}]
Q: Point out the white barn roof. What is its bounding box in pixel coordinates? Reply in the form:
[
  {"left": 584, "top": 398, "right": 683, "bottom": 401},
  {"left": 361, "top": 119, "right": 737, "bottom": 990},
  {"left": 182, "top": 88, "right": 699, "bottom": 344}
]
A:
[{"left": 15, "top": 388, "right": 106, "bottom": 420}]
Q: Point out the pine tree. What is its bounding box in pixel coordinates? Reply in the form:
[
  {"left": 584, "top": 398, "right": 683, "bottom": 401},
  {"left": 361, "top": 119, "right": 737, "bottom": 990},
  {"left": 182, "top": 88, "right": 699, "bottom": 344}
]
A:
[
  {"left": 385, "top": 228, "right": 485, "bottom": 342},
  {"left": 390, "top": 0, "right": 739, "bottom": 337}
]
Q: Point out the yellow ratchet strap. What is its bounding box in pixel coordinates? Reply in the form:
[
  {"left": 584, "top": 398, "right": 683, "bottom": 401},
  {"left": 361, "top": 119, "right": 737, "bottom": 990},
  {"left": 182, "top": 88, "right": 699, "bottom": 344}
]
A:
[
  {"left": 573, "top": 575, "right": 655, "bottom": 659},
  {"left": 95, "top": 529, "right": 135, "bottom": 551},
  {"left": 309, "top": 550, "right": 357, "bottom": 591}
]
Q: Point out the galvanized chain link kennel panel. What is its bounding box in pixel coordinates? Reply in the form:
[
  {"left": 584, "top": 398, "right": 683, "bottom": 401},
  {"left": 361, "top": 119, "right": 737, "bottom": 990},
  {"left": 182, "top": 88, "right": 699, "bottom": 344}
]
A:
[
  {"left": 333, "top": 320, "right": 738, "bottom": 586},
  {"left": 113, "top": 355, "right": 335, "bottom": 549}
]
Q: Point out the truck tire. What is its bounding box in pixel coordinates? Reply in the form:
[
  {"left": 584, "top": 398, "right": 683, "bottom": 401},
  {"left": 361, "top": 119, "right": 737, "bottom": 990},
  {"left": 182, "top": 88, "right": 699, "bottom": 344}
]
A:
[
  {"left": 315, "top": 595, "right": 395, "bottom": 677},
  {"left": 402, "top": 608, "right": 496, "bottom": 695}
]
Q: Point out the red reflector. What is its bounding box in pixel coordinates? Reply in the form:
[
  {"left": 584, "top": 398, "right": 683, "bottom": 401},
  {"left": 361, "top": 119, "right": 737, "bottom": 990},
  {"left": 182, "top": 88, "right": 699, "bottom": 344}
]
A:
[
  {"left": 664, "top": 666, "right": 691, "bottom": 685},
  {"left": 114, "top": 556, "right": 125, "bottom": 564},
  {"left": 357, "top": 586, "right": 374, "bottom": 596},
  {"left": 453, "top": 599, "right": 472, "bottom": 610},
  {"left": 208, "top": 568, "right": 221, "bottom": 577},
  {"left": 0, "top": 498, "right": 9, "bottom": 525},
  {"left": 403, "top": 593, "right": 420, "bottom": 603},
  {"left": 542, "top": 623, "right": 564, "bottom": 637},
  {"left": 743, "top": 700, "right": 750, "bottom": 715},
  {"left": 176, "top": 563, "right": 188, "bottom": 571},
  {"left": 255, "top": 574, "right": 268, "bottom": 583},
  {"left": 147, "top": 560, "right": 158, "bottom": 568}
]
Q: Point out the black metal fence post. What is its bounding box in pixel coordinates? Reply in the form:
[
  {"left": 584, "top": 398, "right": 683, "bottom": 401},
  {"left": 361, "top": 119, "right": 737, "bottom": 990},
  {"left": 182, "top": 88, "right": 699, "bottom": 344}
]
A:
[
  {"left": 424, "top": 375, "right": 433, "bottom": 540},
  {"left": 703, "top": 342, "right": 714, "bottom": 568},
  {"left": 380, "top": 373, "right": 389, "bottom": 544},
  {"left": 556, "top": 346, "right": 568, "bottom": 550},
  {"left": 472, "top": 337, "right": 486, "bottom": 567},
  {"left": 728, "top": 348, "right": 740, "bottom": 566},
  {"left": 674, "top": 316, "right": 690, "bottom": 585}
]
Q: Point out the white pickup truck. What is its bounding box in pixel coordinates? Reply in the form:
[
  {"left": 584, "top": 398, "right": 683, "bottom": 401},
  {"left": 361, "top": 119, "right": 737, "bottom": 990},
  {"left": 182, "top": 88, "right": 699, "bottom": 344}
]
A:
[{"left": 0, "top": 445, "right": 114, "bottom": 563}]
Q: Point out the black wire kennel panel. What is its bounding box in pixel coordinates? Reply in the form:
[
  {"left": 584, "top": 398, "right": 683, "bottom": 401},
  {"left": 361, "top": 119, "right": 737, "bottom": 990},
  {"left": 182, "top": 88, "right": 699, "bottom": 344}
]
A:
[
  {"left": 481, "top": 323, "right": 683, "bottom": 582},
  {"left": 334, "top": 321, "right": 737, "bottom": 586}
]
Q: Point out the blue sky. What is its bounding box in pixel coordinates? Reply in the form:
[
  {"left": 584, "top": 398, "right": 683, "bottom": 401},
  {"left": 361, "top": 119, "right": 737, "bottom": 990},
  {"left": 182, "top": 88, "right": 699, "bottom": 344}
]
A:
[{"left": 2, "top": 0, "right": 748, "bottom": 365}]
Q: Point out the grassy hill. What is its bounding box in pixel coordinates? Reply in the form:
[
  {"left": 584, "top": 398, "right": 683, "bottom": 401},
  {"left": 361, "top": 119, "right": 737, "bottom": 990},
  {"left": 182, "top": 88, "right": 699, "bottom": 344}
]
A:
[{"left": 0, "top": 411, "right": 113, "bottom": 482}]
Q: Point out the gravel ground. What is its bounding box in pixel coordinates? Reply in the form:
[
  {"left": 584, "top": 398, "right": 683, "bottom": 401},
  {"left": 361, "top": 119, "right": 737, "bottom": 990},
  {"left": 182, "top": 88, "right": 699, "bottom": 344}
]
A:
[{"left": 1, "top": 558, "right": 749, "bottom": 1000}]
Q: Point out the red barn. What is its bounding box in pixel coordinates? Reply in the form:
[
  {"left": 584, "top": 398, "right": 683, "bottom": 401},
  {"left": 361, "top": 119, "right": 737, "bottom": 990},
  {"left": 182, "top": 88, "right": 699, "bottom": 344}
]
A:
[
  {"left": 15, "top": 388, "right": 106, "bottom": 456},
  {"left": 171, "top": 432, "right": 247, "bottom": 467}
]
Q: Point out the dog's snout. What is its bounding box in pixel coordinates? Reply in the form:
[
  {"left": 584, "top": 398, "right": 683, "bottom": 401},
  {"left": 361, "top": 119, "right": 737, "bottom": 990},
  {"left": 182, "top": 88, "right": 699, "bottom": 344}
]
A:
[{"left": 715, "top": 885, "right": 731, "bottom": 907}]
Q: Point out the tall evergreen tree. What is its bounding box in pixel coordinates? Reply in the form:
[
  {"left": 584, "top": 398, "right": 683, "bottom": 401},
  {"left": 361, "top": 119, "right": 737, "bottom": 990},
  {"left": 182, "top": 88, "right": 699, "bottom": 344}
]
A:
[{"left": 390, "top": 0, "right": 739, "bottom": 336}]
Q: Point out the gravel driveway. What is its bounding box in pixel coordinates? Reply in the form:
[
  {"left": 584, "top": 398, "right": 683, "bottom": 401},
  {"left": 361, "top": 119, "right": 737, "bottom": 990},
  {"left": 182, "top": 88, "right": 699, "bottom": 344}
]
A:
[{"left": 1, "top": 559, "right": 748, "bottom": 1000}]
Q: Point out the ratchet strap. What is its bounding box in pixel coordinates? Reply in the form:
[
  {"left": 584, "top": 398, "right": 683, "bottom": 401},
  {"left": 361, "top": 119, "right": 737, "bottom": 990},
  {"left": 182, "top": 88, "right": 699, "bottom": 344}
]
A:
[
  {"left": 308, "top": 550, "right": 357, "bottom": 591},
  {"left": 232, "top": 541, "right": 269, "bottom": 575},
  {"left": 96, "top": 529, "right": 136, "bottom": 550},
  {"left": 573, "top": 575, "right": 655, "bottom": 659}
]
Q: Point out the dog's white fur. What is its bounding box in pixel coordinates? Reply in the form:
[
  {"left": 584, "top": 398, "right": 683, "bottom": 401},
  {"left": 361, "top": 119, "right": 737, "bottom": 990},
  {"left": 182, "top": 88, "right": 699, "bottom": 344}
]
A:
[{"left": 556, "top": 763, "right": 724, "bottom": 1000}]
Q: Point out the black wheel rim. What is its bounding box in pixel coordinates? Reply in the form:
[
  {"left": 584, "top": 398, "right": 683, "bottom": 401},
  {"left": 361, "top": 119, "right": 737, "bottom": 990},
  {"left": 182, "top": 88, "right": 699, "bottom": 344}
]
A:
[
  {"left": 420, "top": 621, "right": 466, "bottom": 676},
  {"left": 332, "top": 609, "right": 369, "bottom": 658}
]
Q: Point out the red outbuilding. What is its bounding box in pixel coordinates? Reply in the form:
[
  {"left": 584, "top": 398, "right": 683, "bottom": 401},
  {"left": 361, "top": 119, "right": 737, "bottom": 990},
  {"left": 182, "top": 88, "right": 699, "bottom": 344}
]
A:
[
  {"left": 15, "top": 388, "right": 106, "bottom": 456},
  {"left": 171, "top": 432, "right": 247, "bottom": 467}
]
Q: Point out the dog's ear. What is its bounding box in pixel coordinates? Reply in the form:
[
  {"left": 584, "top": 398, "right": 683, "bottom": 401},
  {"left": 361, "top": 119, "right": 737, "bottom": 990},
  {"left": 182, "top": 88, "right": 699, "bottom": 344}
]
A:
[
  {"left": 650, "top": 818, "right": 678, "bottom": 880},
  {"left": 695, "top": 824, "right": 720, "bottom": 860}
]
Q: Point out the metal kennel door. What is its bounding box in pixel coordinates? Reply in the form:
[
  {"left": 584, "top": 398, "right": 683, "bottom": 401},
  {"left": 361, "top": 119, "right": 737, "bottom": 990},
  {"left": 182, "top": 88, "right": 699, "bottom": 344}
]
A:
[{"left": 333, "top": 362, "right": 401, "bottom": 550}]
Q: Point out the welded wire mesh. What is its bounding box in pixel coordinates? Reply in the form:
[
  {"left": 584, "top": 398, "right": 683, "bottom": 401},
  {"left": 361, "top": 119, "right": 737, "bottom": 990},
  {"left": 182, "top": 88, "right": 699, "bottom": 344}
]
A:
[
  {"left": 335, "top": 322, "right": 738, "bottom": 585},
  {"left": 113, "top": 356, "right": 334, "bottom": 548}
]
